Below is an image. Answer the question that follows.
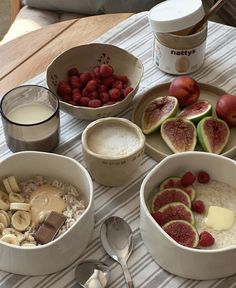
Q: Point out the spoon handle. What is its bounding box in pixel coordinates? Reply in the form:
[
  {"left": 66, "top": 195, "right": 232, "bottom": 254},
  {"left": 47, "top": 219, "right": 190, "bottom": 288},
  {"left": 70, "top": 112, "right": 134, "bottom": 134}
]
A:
[
  {"left": 121, "top": 262, "right": 135, "bottom": 288},
  {"left": 188, "top": 0, "right": 228, "bottom": 35}
]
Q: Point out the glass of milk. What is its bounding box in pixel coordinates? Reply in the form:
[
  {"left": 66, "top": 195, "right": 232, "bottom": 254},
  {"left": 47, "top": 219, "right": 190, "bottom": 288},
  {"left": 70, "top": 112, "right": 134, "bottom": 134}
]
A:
[{"left": 0, "top": 85, "right": 60, "bottom": 152}]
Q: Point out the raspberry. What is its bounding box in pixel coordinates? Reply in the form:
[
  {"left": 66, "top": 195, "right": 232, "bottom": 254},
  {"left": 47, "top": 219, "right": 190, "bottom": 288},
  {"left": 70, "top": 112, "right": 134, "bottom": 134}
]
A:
[
  {"left": 151, "top": 211, "right": 163, "bottom": 226},
  {"left": 191, "top": 200, "right": 205, "bottom": 214},
  {"left": 100, "top": 64, "right": 113, "bottom": 78},
  {"left": 88, "top": 99, "right": 102, "bottom": 108},
  {"left": 123, "top": 87, "right": 134, "bottom": 97},
  {"left": 102, "top": 76, "right": 115, "bottom": 88},
  {"left": 79, "top": 72, "right": 92, "bottom": 84},
  {"left": 67, "top": 67, "right": 79, "bottom": 77},
  {"left": 86, "top": 80, "right": 98, "bottom": 92},
  {"left": 69, "top": 76, "right": 83, "bottom": 89},
  {"left": 93, "top": 66, "right": 101, "bottom": 78},
  {"left": 82, "top": 87, "right": 89, "bottom": 98},
  {"left": 199, "top": 231, "right": 215, "bottom": 247},
  {"left": 57, "top": 81, "right": 72, "bottom": 97},
  {"left": 61, "top": 94, "right": 72, "bottom": 103},
  {"left": 117, "top": 74, "right": 128, "bottom": 84},
  {"left": 72, "top": 92, "right": 81, "bottom": 104},
  {"left": 198, "top": 171, "right": 210, "bottom": 184},
  {"left": 181, "top": 171, "right": 196, "bottom": 187},
  {"left": 79, "top": 97, "right": 90, "bottom": 107},
  {"left": 98, "top": 85, "right": 107, "bottom": 93},
  {"left": 109, "top": 88, "right": 121, "bottom": 101},
  {"left": 104, "top": 100, "right": 116, "bottom": 106},
  {"left": 89, "top": 91, "right": 98, "bottom": 99},
  {"left": 112, "top": 80, "right": 123, "bottom": 90},
  {"left": 99, "top": 92, "right": 110, "bottom": 104}
]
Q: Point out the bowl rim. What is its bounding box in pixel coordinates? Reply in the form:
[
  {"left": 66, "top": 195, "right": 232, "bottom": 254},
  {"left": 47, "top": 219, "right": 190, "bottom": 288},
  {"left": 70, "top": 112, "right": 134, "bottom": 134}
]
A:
[
  {"left": 82, "top": 117, "right": 145, "bottom": 160},
  {"left": 46, "top": 42, "right": 144, "bottom": 112},
  {"left": 140, "top": 151, "right": 236, "bottom": 254},
  {"left": 0, "top": 151, "right": 93, "bottom": 250}
]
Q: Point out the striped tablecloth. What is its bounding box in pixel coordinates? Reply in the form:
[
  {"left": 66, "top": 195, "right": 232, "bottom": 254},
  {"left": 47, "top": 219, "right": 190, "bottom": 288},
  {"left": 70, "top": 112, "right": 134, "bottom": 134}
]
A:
[{"left": 0, "top": 12, "right": 236, "bottom": 288}]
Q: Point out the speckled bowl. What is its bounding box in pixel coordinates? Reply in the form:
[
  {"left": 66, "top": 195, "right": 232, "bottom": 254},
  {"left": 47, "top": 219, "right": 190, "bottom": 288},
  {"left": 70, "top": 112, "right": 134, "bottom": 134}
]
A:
[
  {"left": 140, "top": 152, "right": 236, "bottom": 280},
  {"left": 46, "top": 43, "right": 143, "bottom": 120}
]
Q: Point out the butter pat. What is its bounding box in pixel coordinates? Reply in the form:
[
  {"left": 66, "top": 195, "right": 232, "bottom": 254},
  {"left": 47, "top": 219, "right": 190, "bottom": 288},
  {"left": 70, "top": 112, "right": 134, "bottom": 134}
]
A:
[{"left": 205, "top": 206, "right": 235, "bottom": 231}]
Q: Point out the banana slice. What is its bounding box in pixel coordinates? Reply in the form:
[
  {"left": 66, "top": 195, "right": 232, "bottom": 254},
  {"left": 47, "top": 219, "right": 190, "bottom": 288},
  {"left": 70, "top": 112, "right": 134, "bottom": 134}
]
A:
[
  {"left": 0, "top": 191, "right": 10, "bottom": 211},
  {"left": 0, "top": 213, "right": 9, "bottom": 228},
  {"left": 2, "top": 228, "right": 24, "bottom": 242},
  {"left": 11, "top": 211, "right": 31, "bottom": 232},
  {"left": 10, "top": 203, "right": 30, "bottom": 212},
  {"left": 21, "top": 243, "right": 36, "bottom": 247},
  {"left": 9, "top": 193, "right": 25, "bottom": 203},
  {"left": 7, "top": 176, "right": 21, "bottom": 193},
  {"left": 2, "top": 178, "right": 13, "bottom": 194},
  {"left": 1, "top": 234, "right": 20, "bottom": 246},
  {"left": 0, "top": 223, "right": 5, "bottom": 234},
  {"left": 0, "top": 210, "right": 10, "bottom": 227}
]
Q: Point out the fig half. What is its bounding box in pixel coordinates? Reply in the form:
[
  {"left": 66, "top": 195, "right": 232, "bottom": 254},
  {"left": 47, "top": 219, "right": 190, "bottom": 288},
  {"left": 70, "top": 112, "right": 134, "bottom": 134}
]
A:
[
  {"left": 197, "top": 116, "right": 230, "bottom": 154},
  {"left": 163, "top": 220, "right": 199, "bottom": 248},
  {"left": 141, "top": 96, "right": 178, "bottom": 135},
  {"left": 161, "top": 117, "right": 197, "bottom": 153},
  {"left": 178, "top": 100, "right": 212, "bottom": 123}
]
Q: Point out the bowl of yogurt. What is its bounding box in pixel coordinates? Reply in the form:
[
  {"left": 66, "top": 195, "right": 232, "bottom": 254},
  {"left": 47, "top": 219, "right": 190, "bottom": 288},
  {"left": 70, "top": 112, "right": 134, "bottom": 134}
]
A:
[
  {"left": 82, "top": 117, "right": 145, "bottom": 186},
  {"left": 140, "top": 151, "right": 236, "bottom": 280}
]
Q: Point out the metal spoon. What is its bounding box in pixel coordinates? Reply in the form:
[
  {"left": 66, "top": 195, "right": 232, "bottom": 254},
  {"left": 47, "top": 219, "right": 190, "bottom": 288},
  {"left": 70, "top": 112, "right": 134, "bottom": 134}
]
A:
[
  {"left": 75, "top": 260, "right": 110, "bottom": 288},
  {"left": 100, "top": 216, "right": 134, "bottom": 288}
]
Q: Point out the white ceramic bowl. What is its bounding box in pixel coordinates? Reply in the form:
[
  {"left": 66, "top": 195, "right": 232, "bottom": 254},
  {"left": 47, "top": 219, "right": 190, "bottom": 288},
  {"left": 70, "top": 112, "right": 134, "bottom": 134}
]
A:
[
  {"left": 46, "top": 43, "right": 143, "bottom": 120},
  {"left": 140, "top": 152, "right": 236, "bottom": 280},
  {"left": 0, "top": 152, "right": 94, "bottom": 275},
  {"left": 82, "top": 117, "right": 145, "bottom": 186}
]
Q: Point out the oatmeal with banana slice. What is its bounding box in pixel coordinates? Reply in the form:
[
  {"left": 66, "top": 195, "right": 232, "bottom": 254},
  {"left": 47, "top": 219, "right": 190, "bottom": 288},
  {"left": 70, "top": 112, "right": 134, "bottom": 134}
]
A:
[{"left": 0, "top": 175, "right": 86, "bottom": 246}]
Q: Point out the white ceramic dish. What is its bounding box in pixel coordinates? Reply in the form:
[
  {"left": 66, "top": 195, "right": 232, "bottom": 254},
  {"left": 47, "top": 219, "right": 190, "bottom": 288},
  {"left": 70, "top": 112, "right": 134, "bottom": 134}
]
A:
[
  {"left": 140, "top": 152, "right": 236, "bottom": 280},
  {"left": 132, "top": 82, "right": 236, "bottom": 161},
  {"left": 46, "top": 43, "right": 143, "bottom": 120},
  {"left": 0, "top": 152, "right": 94, "bottom": 275},
  {"left": 82, "top": 117, "right": 145, "bottom": 186}
]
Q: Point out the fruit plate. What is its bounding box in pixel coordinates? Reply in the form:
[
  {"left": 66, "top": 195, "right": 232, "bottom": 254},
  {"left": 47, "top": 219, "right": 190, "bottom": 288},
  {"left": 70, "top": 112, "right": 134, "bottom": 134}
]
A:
[{"left": 131, "top": 82, "right": 236, "bottom": 161}]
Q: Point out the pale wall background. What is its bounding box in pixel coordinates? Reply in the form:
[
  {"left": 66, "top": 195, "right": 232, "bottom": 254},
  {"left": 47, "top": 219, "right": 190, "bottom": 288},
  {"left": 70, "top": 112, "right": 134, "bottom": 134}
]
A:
[{"left": 0, "top": 0, "right": 11, "bottom": 40}]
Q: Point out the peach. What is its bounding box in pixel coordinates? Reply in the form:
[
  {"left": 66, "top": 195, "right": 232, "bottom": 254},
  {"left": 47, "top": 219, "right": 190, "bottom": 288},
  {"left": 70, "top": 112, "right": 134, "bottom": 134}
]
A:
[
  {"left": 216, "top": 94, "right": 236, "bottom": 126},
  {"left": 169, "top": 76, "right": 200, "bottom": 108}
]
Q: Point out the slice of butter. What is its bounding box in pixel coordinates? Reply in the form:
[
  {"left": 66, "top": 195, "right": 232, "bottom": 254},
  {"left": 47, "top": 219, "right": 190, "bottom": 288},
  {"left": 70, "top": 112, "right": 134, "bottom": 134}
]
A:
[{"left": 205, "top": 206, "right": 235, "bottom": 231}]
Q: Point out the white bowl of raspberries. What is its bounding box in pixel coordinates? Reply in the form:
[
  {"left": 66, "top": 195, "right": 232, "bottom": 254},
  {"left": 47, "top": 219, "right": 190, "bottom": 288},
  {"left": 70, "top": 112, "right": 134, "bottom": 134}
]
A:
[{"left": 46, "top": 43, "right": 144, "bottom": 120}]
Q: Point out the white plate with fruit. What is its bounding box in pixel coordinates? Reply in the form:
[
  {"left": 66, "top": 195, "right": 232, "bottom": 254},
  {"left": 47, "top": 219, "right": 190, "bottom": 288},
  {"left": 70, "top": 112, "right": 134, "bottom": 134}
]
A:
[{"left": 132, "top": 76, "right": 236, "bottom": 161}]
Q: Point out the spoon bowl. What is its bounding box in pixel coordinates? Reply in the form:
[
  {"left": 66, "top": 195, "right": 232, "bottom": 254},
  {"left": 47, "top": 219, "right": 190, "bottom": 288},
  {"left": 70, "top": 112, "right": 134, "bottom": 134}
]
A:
[
  {"left": 75, "top": 260, "right": 110, "bottom": 288},
  {"left": 100, "top": 216, "right": 134, "bottom": 288}
]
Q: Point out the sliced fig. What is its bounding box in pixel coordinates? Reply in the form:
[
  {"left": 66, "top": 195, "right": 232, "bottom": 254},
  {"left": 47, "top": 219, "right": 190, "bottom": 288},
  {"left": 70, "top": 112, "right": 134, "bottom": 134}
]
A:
[
  {"left": 161, "top": 117, "right": 197, "bottom": 153},
  {"left": 151, "top": 188, "right": 191, "bottom": 212},
  {"left": 157, "top": 202, "right": 195, "bottom": 226},
  {"left": 159, "top": 176, "right": 196, "bottom": 201},
  {"left": 163, "top": 220, "right": 199, "bottom": 248},
  {"left": 178, "top": 100, "right": 212, "bottom": 123},
  {"left": 141, "top": 96, "right": 178, "bottom": 135},
  {"left": 197, "top": 116, "right": 230, "bottom": 154}
]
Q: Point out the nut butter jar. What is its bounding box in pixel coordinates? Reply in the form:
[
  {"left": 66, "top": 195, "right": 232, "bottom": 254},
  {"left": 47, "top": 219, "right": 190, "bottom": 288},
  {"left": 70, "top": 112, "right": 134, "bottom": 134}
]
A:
[{"left": 148, "top": 0, "right": 207, "bottom": 75}]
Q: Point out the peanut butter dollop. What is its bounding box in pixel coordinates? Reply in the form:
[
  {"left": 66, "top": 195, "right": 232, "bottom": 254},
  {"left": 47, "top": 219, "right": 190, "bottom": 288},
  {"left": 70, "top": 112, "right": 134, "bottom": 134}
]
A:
[{"left": 30, "top": 184, "right": 66, "bottom": 227}]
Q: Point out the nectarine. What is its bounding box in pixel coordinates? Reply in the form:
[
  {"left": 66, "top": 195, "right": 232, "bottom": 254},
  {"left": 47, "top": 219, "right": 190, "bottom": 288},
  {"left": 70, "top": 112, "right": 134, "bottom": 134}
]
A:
[
  {"left": 216, "top": 94, "right": 236, "bottom": 126},
  {"left": 169, "top": 76, "right": 200, "bottom": 108}
]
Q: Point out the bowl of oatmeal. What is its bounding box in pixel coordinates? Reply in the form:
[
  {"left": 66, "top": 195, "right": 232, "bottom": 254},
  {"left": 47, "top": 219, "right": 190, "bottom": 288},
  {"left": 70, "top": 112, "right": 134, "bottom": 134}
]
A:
[
  {"left": 0, "top": 151, "right": 94, "bottom": 275},
  {"left": 140, "top": 152, "right": 236, "bottom": 280}
]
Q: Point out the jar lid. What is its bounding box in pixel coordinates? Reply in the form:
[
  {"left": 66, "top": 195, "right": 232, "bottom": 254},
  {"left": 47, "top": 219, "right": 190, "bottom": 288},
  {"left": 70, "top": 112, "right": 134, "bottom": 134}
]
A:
[{"left": 148, "top": 0, "right": 204, "bottom": 33}]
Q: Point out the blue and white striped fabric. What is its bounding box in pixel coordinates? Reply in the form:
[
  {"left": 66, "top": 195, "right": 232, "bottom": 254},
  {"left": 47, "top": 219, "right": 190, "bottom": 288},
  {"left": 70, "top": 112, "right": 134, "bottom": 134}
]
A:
[{"left": 0, "top": 12, "right": 236, "bottom": 288}]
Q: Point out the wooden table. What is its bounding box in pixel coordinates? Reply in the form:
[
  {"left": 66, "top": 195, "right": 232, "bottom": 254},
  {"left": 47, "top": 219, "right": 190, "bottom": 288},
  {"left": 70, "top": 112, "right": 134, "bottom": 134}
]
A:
[{"left": 0, "top": 13, "right": 132, "bottom": 96}]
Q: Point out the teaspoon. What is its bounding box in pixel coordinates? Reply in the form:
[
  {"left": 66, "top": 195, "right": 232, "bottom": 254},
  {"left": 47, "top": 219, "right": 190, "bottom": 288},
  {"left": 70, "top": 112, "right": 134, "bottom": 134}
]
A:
[
  {"left": 100, "top": 216, "right": 134, "bottom": 288},
  {"left": 75, "top": 260, "right": 110, "bottom": 288}
]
